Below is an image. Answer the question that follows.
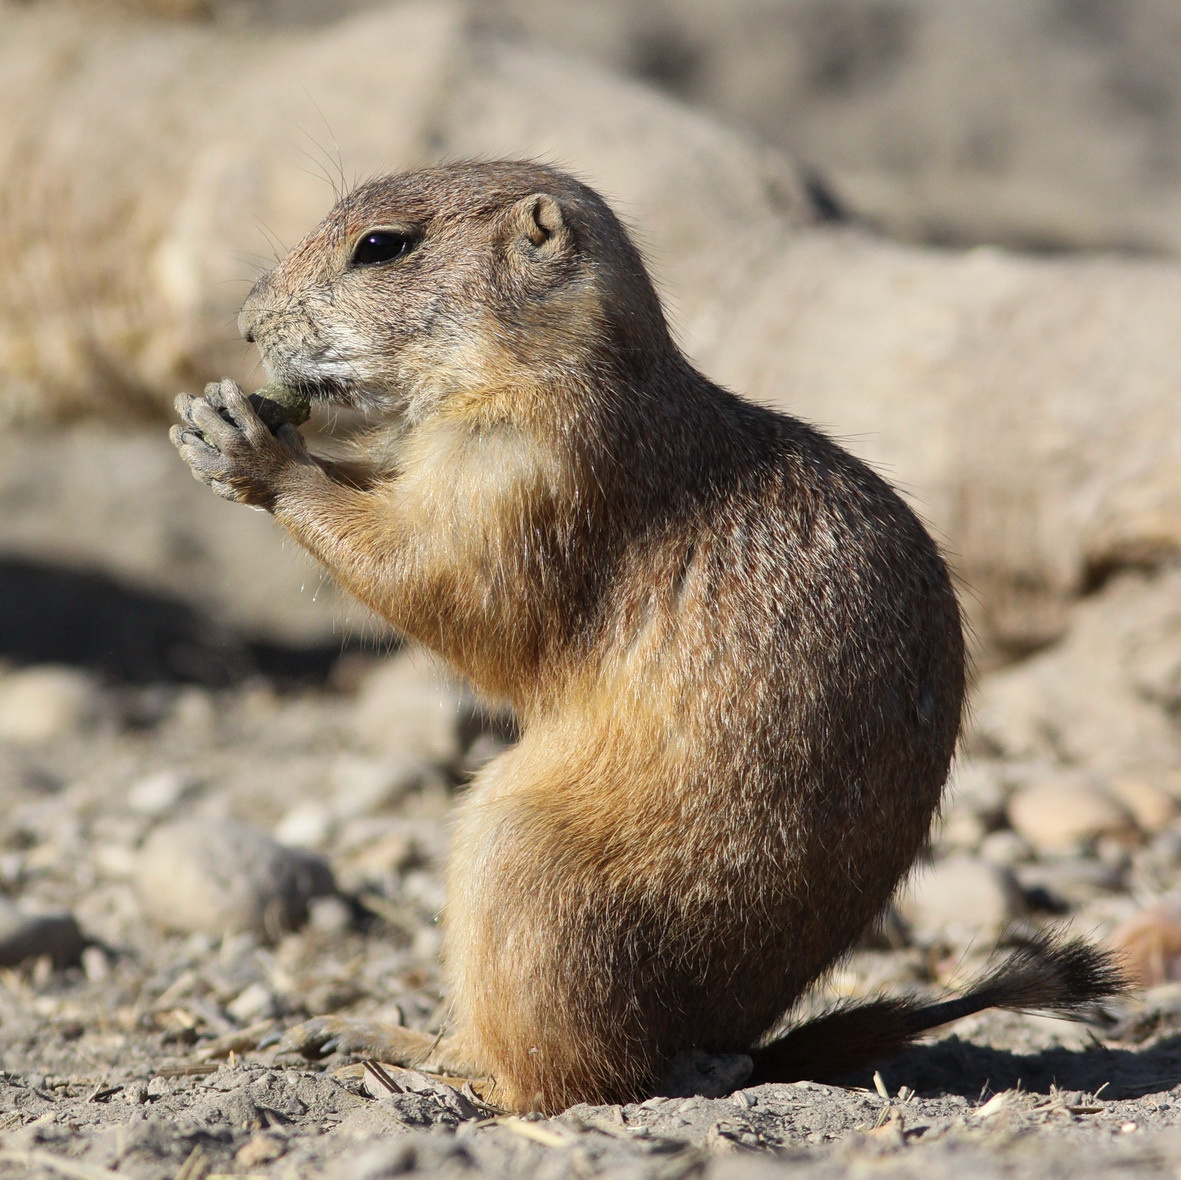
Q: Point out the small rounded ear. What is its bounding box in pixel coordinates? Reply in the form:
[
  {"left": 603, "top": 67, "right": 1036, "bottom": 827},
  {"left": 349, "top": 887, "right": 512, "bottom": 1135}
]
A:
[{"left": 508, "top": 193, "right": 571, "bottom": 255}]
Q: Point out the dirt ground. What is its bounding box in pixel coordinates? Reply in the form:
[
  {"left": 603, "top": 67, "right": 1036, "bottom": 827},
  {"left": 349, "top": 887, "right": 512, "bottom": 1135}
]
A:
[{"left": 0, "top": 428, "right": 1178, "bottom": 1180}]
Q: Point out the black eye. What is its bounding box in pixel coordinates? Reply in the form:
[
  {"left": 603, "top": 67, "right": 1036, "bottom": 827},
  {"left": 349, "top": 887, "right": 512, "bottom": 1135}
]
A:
[{"left": 351, "top": 229, "right": 417, "bottom": 267}]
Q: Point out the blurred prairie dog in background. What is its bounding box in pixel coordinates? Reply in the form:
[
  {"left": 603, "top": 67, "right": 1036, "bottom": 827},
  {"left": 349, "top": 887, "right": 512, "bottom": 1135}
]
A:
[{"left": 171, "top": 161, "right": 1124, "bottom": 1113}]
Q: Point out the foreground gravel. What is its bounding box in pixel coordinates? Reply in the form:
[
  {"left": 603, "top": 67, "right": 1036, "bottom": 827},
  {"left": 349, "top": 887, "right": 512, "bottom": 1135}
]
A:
[{"left": 0, "top": 659, "right": 1179, "bottom": 1180}]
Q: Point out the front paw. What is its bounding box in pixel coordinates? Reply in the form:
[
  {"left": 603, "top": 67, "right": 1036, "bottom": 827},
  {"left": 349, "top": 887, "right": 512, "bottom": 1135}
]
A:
[{"left": 170, "top": 378, "right": 309, "bottom": 509}]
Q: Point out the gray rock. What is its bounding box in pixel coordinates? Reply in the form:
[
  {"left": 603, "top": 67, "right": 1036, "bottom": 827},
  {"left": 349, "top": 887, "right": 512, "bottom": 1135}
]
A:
[
  {"left": 899, "top": 853, "right": 1024, "bottom": 941},
  {"left": 351, "top": 654, "right": 471, "bottom": 766},
  {"left": 0, "top": 896, "right": 85, "bottom": 968},
  {"left": 80, "top": 944, "right": 111, "bottom": 982},
  {"left": 971, "top": 572, "right": 1181, "bottom": 772},
  {"left": 134, "top": 818, "right": 336, "bottom": 941},
  {"left": 225, "top": 982, "right": 280, "bottom": 1025},
  {"left": 328, "top": 753, "right": 443, "bottom": 819},
  {"left": 1007, "top": 772, "right": 1138, "bottom": 854},
  {"left": 936, "top": 805, "right": 989, "bottom": 853},
  {"left": 273, "top": 801, "right": 335, "bottom": 850},
  {"left": 307, "top": 894, "right": 354, "bottom": 934},
  {"left": 492, "top": 0, "right": 1181, "bottom": 258},
  {"left": 945, "top": 759, "right": 1008, "bottom": 818},
  {"left": 325, "top": 1137, "right": 476, "bottom": 1180},
  {"left": 1016, "top": 856, "right": 1126, "bottom": 907}
]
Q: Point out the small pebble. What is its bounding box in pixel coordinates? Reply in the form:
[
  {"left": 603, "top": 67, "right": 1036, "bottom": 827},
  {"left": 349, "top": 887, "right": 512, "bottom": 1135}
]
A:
[
  {"left": 166, "top": 687, "right": 218, "bottom": 741},
  {"left": 235, "top": 1133, "right": 286, "bottom": 1167},
  {"left": 1131, "top": 830, "right": 1181, "bottom": 892},
  {"left": 1095, "top": 833, "right": 1133, "bottom": 871},
  {"left": 1007, "top": 772, "right": 1138, "bottom": 854},
  {"left": 329, "top": 753, "right": 434, "bottom": 818},
  {"left": 936, "top": 805, "right": 988, "bottom": 851},
  {"left": 946, "top": 760, "right": 1007, "bottom": 816},
  {"left": 1146, "top": 830, "right": 1181, "bottom": 867},
  {"left": 1108, "top": 774, "right": 1178, "bottom": 834},
  {"left": 128, "top": 770, "right": 191, "bottom": 816},
  {"left": 0, "top": 853, "right": 24, "bottom": 889},
  {"left": 1016, "top": 856, "right": 1125, "bottom": 905},
  {"left": 92, "top": 843, "right": 138, "bottom": 880},
  {"left": 411, "top": 925, "right": 442, "bottom": 960},
  {"left": 978, "top": 829, "right": 1032, "bottom": 867},
  {"left": 307, "top": 894, "right": 354, "bottom": 934},
  {"left": 0, "top": 666, "right": 101, "bottom": 745},
  {"left": 227, "top": 981, "right": 280, "bottom": 1024},
  {"left": 274, "top": 802, "right": 335, "bottom": 849},
  {"left": 81, "top": 945, "right": 111, "bottom": 983},
  {"left": 134, "top": 818, "right": 336, "bottom": 942}
]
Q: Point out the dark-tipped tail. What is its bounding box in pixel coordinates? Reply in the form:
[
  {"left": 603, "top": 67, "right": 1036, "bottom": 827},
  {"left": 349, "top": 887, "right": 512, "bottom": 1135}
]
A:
[{"left": 749, "top": 930, "right": 1131, "bottom": 1085}]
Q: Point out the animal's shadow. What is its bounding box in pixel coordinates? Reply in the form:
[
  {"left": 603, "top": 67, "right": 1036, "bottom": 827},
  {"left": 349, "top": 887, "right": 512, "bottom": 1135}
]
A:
[
  {"left": 841, "top": 1032, "right": 1181, "bottom": 1100},
  {"left": 0, "top": 555, "right": 361, "bottom": 687}
]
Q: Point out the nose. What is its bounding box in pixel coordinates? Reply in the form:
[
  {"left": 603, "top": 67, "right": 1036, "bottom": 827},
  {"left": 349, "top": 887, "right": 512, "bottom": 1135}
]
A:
[
  {"left": 238, "top": 273, "right": 270, "bottom": 344},
  {"left": 238, "top": 298, "right": 259, "bottom": 345}
]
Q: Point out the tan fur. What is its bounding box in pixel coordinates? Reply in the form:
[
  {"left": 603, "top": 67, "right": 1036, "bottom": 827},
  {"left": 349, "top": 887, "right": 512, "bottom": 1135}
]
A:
[{"left": 172, "top": 161, "right": 965, "bottom": 1113}]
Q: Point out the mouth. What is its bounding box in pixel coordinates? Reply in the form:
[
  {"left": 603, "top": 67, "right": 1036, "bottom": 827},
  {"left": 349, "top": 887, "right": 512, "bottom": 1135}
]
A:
[
  {"left": 258, "top": 360, "right": 357, "bottom": 409},
  {"left": 285, "top": 372, "right": 403, "bottom": 419},
  {"left": 288, "top": 375, "right": 354, "bottom": 406},
  {"left": 257, "top": 350, "right": 399, "bottom": 416}
]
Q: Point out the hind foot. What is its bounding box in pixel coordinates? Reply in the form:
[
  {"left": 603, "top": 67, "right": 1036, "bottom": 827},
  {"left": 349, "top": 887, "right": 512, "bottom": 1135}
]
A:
[{"left": 275, "top": 1016, "right": 481, "bottom": 1076}]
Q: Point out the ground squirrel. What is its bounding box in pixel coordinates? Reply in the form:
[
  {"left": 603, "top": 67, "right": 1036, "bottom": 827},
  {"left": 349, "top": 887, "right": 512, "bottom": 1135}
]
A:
[{"left": 171, "top": 161, "right": 1126, "bottom": 1113}]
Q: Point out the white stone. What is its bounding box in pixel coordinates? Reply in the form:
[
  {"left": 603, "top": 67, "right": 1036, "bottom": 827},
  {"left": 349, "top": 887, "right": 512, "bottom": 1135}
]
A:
[
  {"left": 227, "top": 982, "right": 279, "bottom": 1024},
  {"left": 0, "top": 666, "right": 100, "bottom": 745},
  {"left": 274, "top": 802, "right": 335, "bottom": 850},
  {"left": 328, "top": 753, "right": 435, "bottom": 819},
  {"left": 978, "top": 829, "right": 1031, "bottom": 867},
  {"left": 128, "top": 770, "right": 191, "bottom": 816},
  {"left": 935, "top": 806, "right": 988, "bottom": 852}
]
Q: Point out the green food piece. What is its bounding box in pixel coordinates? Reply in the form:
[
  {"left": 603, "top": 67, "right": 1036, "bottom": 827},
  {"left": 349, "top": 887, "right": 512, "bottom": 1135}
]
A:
[{"left": 248, "top": 381, "right": 312, "bottom": 430}]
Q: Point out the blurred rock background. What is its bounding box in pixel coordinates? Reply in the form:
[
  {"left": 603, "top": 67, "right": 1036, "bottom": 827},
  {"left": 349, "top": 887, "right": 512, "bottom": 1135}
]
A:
[{"left": 94, "top": 0, "right": 1181, "bottom": 256}]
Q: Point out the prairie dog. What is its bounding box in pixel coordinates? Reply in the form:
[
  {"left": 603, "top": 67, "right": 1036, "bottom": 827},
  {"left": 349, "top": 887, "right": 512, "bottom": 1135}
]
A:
[{"left": 171, "top": 161, "right": 1124, "bottom": 1112}]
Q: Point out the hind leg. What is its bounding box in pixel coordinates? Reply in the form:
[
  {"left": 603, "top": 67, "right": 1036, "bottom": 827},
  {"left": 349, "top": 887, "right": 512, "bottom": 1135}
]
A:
[
  {"left": 442, "top": 751, "right": 670, "bottom": 1113},
  {"left": 276, "top": 1017, "right": 486, "bottom": 1079}
]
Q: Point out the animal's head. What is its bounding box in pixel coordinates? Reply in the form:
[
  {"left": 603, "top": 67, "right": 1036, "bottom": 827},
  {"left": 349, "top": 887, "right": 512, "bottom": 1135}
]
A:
[{"left": 239, "top": 161, "right": 671, "bottom": 422}]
